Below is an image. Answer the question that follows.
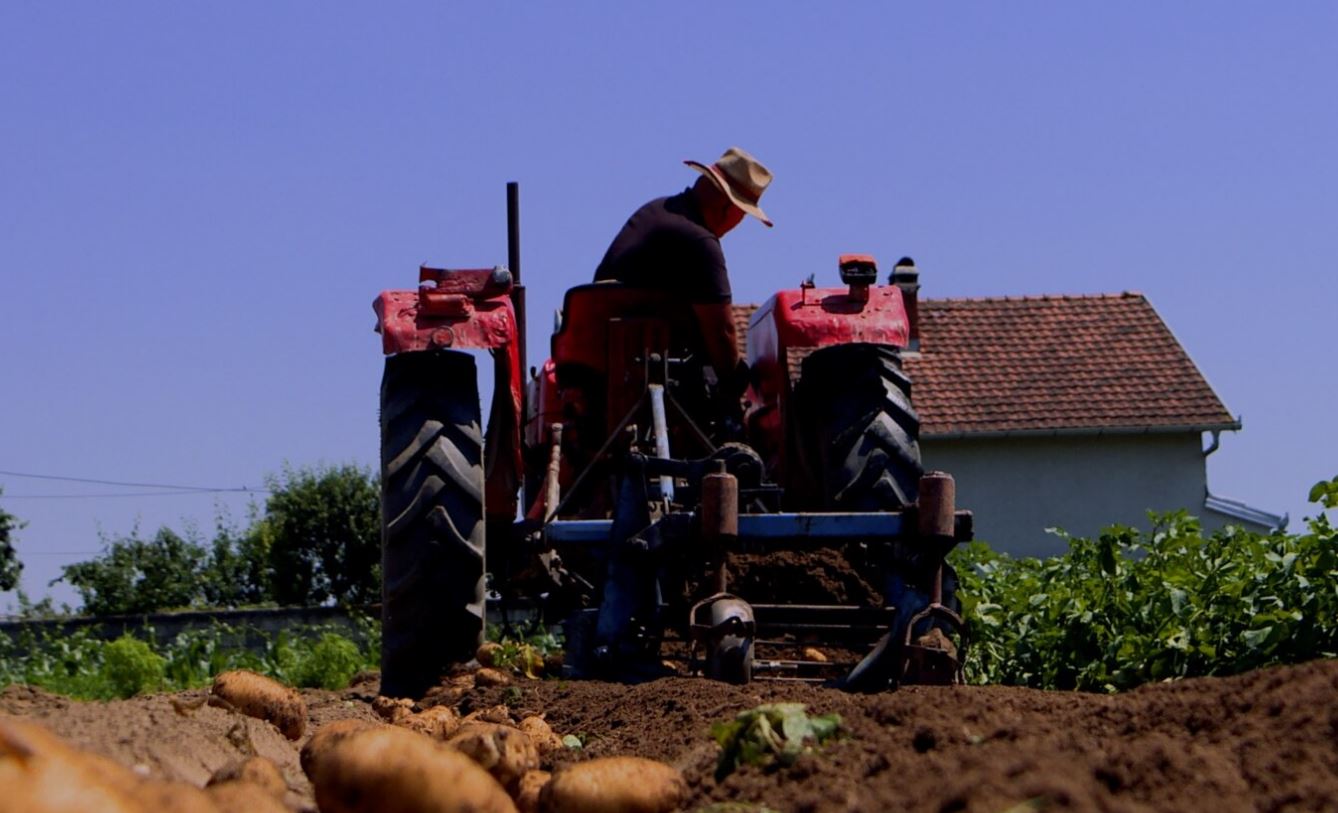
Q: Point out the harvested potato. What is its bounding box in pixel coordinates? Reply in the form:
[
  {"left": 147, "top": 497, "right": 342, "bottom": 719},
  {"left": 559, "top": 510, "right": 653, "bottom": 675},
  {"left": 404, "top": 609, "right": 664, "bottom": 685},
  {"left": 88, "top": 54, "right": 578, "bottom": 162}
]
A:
[
  {"left": 310, "top": 725, "right": 517, "bottom": 813},
  {"left": 372, "top": 695, "right": 415, "bottom": 724},
  {"left": 397, "top": 705, "right": 462, "bottom": 740},
  {"left": 514, "top": 769, "right": 550, "bottom": 813},
  {"left": 0, "top": 717, "right": 143, "bottom": 813},
  {"left": 462, "top": 704, "right": 514, "bottom": 726},
  {"left": 802, "top": 647, "right": 829, "bottom": 663},
  {"left": 446, "top": 722, "right": 538, "bottom": 790},
  {"left": 205, "top": 779, "right": 291, "bottom": 813},
  {"left": 476, "top": 641, "right": 502, "bottom": 667},
  {"left": 2, "top": 717, "right": 142, "bottom": 795},
  {"left": 134, "top": 780, "right": 218, "bottom": 813},
  {"left": 448, "top": 671, "right": 477, "bottom": 689},
  {"left": 300, "top": 718, "right": 381, "bottom": 779},
  {"left": 517, "top": 716, "right": 564, "bottom": 759},
  {"left": 421, "top": 673, "right": 476, "bottom": 707},
  {"left": 540, "top": 756, "right": 687, "bottom": 813},
  {"left": 475, "top": 667, "right": 511, "bottom": 687},
  {"left": 207, "top": 756, "right": 287, "bottom": 799},
  {"left": 210, "top": 670, "right": 307, "bottom": 740}
]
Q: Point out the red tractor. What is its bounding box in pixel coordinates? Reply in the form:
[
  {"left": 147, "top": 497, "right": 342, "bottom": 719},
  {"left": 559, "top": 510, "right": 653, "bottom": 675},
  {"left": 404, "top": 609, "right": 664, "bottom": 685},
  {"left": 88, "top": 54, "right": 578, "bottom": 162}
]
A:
[{"left": 373, "top": 185, "right": 971, "bottom": 699}]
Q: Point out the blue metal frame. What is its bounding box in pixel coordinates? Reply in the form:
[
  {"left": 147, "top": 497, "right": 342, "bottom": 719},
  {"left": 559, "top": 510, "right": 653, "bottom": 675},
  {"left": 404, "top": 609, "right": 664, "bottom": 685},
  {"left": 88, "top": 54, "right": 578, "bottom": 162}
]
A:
[{"left": 544, "top": 511, "right": 908, "bottom": 545}]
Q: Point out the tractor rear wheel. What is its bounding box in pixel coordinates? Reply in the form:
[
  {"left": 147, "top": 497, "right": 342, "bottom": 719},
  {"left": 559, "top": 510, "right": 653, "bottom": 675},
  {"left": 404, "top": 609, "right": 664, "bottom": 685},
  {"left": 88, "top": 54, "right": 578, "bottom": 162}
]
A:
[
  {"left": 795, "top": 343, "right": 922, "bottom": 511},
  {"left": 379, "top": 350, "right": 485, "bottom": 699}
]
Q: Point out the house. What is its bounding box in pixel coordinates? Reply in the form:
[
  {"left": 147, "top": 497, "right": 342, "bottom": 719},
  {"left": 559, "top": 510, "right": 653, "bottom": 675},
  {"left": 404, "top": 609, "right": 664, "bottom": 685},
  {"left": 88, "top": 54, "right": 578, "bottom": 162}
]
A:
[{"left": 736, "top": 263, "right": 1285, "bottom": 557}]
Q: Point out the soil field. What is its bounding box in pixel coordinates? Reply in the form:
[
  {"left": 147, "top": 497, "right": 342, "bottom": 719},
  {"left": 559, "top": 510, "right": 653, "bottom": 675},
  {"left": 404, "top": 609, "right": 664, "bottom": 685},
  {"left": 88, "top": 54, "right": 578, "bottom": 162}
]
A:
[{"left": 4, "top": 659, "right": 1337, "bottom": 812}]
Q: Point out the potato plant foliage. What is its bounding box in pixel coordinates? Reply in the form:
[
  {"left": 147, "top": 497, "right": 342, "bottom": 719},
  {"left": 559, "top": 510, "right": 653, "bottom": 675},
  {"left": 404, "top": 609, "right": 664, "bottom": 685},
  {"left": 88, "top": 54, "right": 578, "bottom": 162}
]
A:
[
  {"left": 710, "top": 703, "right": 842, "bottom": 779},
  {"left": 951, "top": 477, "right": 1338, "bottom": 691},
  {"left": 0, "top": 620, "right": 379, "bottom": 699}
]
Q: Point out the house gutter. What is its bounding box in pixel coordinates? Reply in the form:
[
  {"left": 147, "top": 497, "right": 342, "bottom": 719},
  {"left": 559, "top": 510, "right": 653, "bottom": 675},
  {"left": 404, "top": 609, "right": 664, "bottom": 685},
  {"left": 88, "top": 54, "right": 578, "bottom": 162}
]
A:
[
  {"left": 923, "top": 419, "right": 1241, "bottom": 441},
  {"left": 1204, "top": 493, "right": 1289, "bottom": 532}
]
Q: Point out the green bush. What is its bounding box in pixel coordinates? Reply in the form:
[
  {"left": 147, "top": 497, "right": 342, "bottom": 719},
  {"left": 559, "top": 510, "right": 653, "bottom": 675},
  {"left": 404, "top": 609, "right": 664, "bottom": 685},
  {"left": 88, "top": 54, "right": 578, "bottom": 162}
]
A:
[
  {"left": 292, "top": 632, "right": 365, "bottom": 689},
  {"left": 100, "top": 636, "right": 165, "bottom": 698},
  {"left": 1, "top": 620, "right": 378, "bottom": 700},
  {"left": 951, "top": 477, "right": 1337, "bottom": 691}
]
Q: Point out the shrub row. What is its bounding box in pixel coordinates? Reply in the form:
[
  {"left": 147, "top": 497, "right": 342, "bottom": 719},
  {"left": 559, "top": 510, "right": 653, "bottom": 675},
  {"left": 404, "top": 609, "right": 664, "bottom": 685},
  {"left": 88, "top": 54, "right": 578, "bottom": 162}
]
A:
[
  {"left": 950, "top": 477, "right": 1337, "bottom": 691},
  {"left": 0, "top": 618, "right": 379, "bottom": 699}
]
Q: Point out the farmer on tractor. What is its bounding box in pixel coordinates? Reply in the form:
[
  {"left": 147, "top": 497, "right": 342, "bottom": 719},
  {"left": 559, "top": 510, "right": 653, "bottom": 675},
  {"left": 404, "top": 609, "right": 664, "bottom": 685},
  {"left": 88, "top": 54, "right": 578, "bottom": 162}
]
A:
[
  {"left": 593, "top": 146, "right": 773, "bottom": 423},
  {"left": 374, "top": 160, "right": 971, "bottom": 699}
]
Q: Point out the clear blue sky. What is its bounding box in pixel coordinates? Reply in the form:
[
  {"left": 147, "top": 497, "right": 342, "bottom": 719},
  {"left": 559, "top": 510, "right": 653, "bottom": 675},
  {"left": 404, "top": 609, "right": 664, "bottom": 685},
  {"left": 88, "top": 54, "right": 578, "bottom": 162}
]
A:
[{"left": 3, "top": 4, "right": 1335, "bottom": 608}]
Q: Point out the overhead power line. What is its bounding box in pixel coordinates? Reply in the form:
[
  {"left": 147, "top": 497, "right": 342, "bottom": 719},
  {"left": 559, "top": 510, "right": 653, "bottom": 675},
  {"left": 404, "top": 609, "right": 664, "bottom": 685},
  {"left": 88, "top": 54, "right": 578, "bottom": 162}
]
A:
[
  {"left": 1, "top": 489, "right": 269, "bottom": 500},
  {"left": 0, "top": 469, "right": 270, "bottom": 500},
  {"left": 16, "top": 551, "right": 103, "bottom": 556}
]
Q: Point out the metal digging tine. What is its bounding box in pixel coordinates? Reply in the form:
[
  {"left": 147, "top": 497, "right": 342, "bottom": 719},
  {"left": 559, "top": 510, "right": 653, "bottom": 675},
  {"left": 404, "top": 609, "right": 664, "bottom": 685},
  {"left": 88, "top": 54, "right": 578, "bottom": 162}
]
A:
[
  {"left": 899, "top": 599, "right": 974, "bottom": 681},
  {"left": 899, "top": 568, "right": 969, "bottom": 686},
  {"left": 546, "top": 389, "right": 648, "bottom": 521}
]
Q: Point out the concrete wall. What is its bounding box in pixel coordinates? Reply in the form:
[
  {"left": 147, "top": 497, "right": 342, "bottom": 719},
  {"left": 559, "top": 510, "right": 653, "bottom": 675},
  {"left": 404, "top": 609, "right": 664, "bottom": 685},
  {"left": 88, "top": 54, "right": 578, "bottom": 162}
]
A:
[
  {"left": 921, "top": 432, "right": 1261, "bottom": 557},
  {"left": 0, "top": 605, "right": 372, "bottom": 649}
]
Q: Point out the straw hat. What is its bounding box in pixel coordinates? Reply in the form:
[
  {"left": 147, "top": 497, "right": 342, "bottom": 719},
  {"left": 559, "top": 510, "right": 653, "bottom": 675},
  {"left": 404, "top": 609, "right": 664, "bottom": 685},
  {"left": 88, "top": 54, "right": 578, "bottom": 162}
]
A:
[{"left": 685, "top": 147, "right": 773, "bottom": 227}]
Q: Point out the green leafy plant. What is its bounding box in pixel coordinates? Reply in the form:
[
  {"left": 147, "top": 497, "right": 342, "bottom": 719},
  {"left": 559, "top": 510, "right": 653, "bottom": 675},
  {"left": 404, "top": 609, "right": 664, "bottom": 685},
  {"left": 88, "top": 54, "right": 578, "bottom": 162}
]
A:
[
  {"left": 2, "top": 621, "right": 378, "bottom": 699},
  {"left": 291, "top": 632, "right": 365, "bottom": 689},
  {"left": 952, "top": 477, "right": 1338, "bottom": 691},
  {"left": 43, "top": 463, "right": 380, "bottom": 617},
  {"left": 262, "top": 463, "right": 380, "bottom": 607},
  {"left": 486, "top": 623, "right": 563, "bottom": 677},
  {"left": 710, "top": 703, "right": 842, "bottom": 779},
  {"left": 56, "top": 527, "right": 206, "bottom": 615},
  {"left": 0, "top": 492, "right": 24, "bottom": 592},
  {"left": 100, "top": 635, "right": 166, "bottom": 698}
]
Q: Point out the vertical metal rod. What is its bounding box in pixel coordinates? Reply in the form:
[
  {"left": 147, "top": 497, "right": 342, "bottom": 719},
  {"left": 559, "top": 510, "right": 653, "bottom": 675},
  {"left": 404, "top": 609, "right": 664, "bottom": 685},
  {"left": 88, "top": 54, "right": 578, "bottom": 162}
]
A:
[
  {"left": 506, "top": 182, "right": 521, "bottom": 286},
  {"left": 543, "top": 424, "right": 563, "bottom": 522},
  {"left": 507, "top": 182, "right": 528, "bottom": 418},
  {"left": 648, "top": 384, "right": 674, "bottom": 503}
]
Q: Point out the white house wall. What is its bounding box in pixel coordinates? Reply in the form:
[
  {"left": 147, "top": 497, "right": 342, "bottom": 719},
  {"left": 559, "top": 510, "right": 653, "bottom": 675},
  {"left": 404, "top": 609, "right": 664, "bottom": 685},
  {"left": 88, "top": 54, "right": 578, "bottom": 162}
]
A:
[{"left": 921, "top": 432, "right": 1255, "bottom": 557}]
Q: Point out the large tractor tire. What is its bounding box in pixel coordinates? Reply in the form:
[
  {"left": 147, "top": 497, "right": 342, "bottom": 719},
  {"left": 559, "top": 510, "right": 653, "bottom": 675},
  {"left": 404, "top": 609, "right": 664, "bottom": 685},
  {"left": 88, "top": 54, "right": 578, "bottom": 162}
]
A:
[
  {"left": 379, "top": 350, "right": 485, "bottom": 699},
  {"left": 795, "top": 343, "right": 922, "bottom": 511}
]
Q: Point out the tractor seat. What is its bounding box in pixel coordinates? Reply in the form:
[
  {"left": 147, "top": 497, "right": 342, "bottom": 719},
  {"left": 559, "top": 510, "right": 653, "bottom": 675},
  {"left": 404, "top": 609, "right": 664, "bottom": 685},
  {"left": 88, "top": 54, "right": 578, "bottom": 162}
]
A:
[{"left": 552, "top": 282, "right": 701, "bottom": 375}]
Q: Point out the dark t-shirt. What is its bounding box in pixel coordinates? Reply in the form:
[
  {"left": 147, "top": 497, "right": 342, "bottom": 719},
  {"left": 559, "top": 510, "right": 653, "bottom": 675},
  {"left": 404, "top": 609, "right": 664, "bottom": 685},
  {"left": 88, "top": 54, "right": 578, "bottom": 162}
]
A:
[{"left": 592, "top": 188, "right": 731, "bottom": 304}]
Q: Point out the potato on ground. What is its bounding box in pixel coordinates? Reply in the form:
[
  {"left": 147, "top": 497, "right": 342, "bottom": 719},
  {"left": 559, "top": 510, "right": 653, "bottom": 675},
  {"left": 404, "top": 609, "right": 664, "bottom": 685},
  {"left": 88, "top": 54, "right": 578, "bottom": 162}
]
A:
[
  {"left": 372, "top": 695, "right": 415, "bottom": 724},
  {"left": 300, "top": 718, "right": 382, "bottom": 780},
  {"left": 518, "top": 716, "right": 564, "bottom": 760},
  {"left": 476, "top": 641, "right": 502, "bottom": 667},
  {"left": 421, "top": 672, "right": 476, "bottom": 706},
  {"left": 474, "top": 667, "right": 511, "bottom": 687},
  {"left": 205, "top": 779, "right": 291, "bottom": 813},
  {"left": 309, "top": 725, "right": 516, "bottom": 813},
  {"left": 514, "top": 769, "right": 550, "bottom": 813},
  {"left": 540, "top": 756, "right": 687, "bottom": 813},
  {"left": 207, "top": 756, "right": 287, "bottom": 799},
  {"left": 133, "top": 779, "right": 219, "bottom": 813},
  {"left": 397, "top": 705, "right": 462, "bottom": 740},
  {"left": 0, "top": 717, "right": 143, "bottom": 813},
  {"left": 461, "top": 704, "right": 514, "bottom": 726},
  {"left": 210, "top": 670, "right": 307, "bottom": 740},
  {"left": 446, "top": 722, "right": 538, "bottom": 791}
]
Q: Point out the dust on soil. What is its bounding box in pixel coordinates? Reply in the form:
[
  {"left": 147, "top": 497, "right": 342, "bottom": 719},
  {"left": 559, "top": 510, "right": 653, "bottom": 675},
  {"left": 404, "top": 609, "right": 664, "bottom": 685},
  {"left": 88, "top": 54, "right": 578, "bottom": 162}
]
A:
[{"left": 5, "top": 660, "right": 1337, "bottom": 812}]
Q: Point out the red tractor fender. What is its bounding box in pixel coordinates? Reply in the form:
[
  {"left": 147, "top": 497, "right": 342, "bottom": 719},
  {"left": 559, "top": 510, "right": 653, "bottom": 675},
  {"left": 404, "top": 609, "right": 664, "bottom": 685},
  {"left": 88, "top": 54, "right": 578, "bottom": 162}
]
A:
[
  {"left": 374, "top": 265, "right": 524, "bottom": 522},
  {"left": 745, "top": 271, "right": 910, "bottom": 479}
]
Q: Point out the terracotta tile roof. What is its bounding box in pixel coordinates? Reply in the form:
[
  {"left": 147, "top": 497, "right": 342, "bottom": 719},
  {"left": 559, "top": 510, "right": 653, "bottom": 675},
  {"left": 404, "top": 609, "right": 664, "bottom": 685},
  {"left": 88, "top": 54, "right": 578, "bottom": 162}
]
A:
[
  {"left": 733, "top": 305, "right": 756, "bottom": 358},
  {"left": 735, "top": 293, "right": 1239, "bottom": 437}
]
